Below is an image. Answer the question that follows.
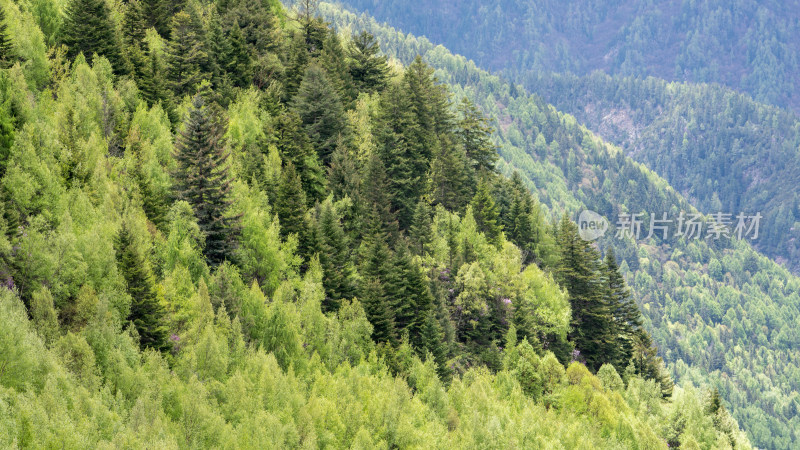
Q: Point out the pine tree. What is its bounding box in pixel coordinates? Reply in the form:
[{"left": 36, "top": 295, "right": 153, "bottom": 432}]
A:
[
  {"left": 0, "top": 79, "right": 14, "bottom": 179},
  {"left": 555, "top": 215, "right": 615, "bottom": 372},
  {"left": 603, "top": 248, "right": 642, "bottom": 370},
  {"left": 470, "top": 179, "right": 503, "bottom": 247},
  {"left": 275, "top": 161, "right": 307, "bottom": 241},
  {"left": 173, "top": 94, "right": 239, "bottom": 266},
  {"left": 293, "top": 64, "right": 349, "bottom": 166},
  {"left": 362, "top": 151, "right": 398, "bottom": 239},
  {"left": 138, "top": 46, "right": 171, "bottom": 111},
  {"left": 375, "top": 83, "right": 424, "bottom": 228},
  {"left": 274, "top": 111, "right": 326, "bottom": 203},
  {"left": 430, "top": 135, "right": 472, "bottom": 211},
  {"left": 138, "top": 0, "right": 173, "bottom": 38},
  {"left": 409, "top": 198, "right": 433, "bottom": 255},
  {"left": 458, "top": 97, "right": 497, "bottom": 173},
  {"left": 420, "top": 310, "right": 450, "bottom": 380},
  {"left": 114, "top": 222, "right": 169, "bottom": 351},
  {"left": 61, "top": 0, "right": 124, "bottom": 71},
  {"left": 632, "top": 329, "right": 674, "bottom": 398},
  {"left": 0, "top": 5, "right": 16, "bottom": 69},
  {"left": 165, "top": 9, "right": 209, "bottom": 98},
  {"left": 347, "top": 31, "right": 389, "bottom": 93},
  {"left": 317, "top": 201, "right": 356, "bottom": 312},
  {"left": 360, "top": 235, "right": 396, "bottom": 344}
]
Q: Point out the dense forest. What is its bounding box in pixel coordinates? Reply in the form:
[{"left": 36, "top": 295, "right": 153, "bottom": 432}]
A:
[
  {"left": 320, "top": 4, "right": 800, "bottom": 449},
  {"left": 0, "top": 0, "right": 757, "bottom": 447},
  {"left": 334, "top": 0, "right": 800, "bottom": 275},
  {"left": 521, "top": 70, "right": 800, "bottom": 272},
  {"left": 336, "top": 0, "right": 800, "bottom": 112}
]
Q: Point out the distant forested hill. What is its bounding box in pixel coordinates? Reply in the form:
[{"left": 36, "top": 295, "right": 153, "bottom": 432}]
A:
[{"left": 335, "top": 0, "right": 800, "bottom": 112}]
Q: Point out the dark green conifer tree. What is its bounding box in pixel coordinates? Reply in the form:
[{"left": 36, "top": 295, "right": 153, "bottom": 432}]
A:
[
  {"left": 275, "top": 160, "right": 307, "bottom": 241},
  {"left": 165, "top": 9, "right": 209, "bottom": 98},
  {"left": 173, "top": 94, "right": 239, "bottom": 266},
  {"left": 274, "top": 111, "right": 326, "bottom": 203},
  {"left": 292, "top": 64, "right": 349, "bottom": 166},
  {"left": 61, "top": 0, "right": 124, "bottom": 71},
  {"left": 420, "top": 310, "right": 451, "bottom": 380},
  {"left": 347, "top": 31, "right": 389, "bottom": 94},
  {"left": 317, "top": 201, "right": 356, "bottom": 312},
  {"left": 555, "top": 215, "right": 617, "bottom": 372},
  {"left": 409, "top": 198, "right": 433, "bottom": 255},
  {"left": 375, "top": 83, "right": 423, "bottom": 228},
  {"left": 0, "top": 6, "right": 17, "bottom": 69},
  {"left": 114, "top": 222, "right": 169, "bottom": 351},
  {"left": 359, "top": 234, "right": 396, "bottom": 344},
  {"left": 430, "top": 136, "right": 471, "bottom": 211},
  {"left": 603, "top": 248, "right": 642, "bottom": 370},
  {"left": 458, "top": 97, "right": 497, "bottom": 174},
  {"left": 0, "top": 7, "right": 12, "bottom": 66},
  {"left": 470, "top": 179, "right": 503, "bottom": 247}
]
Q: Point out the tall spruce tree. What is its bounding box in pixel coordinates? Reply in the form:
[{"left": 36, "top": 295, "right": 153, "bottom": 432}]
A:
[
  {"left": 114, "top": 222, "right": 169, "bottom": 351},
  {"left": 274, "top": 111, "right": 326, "bottom": 203},
  {"left": 165, "top": 9, "right": 209, "bottom": 98},
  {"left": 0, "top": 5, "right": 16, "bottom": 69},
  {"left": 470, "top": 179, "right": 503, "bottom": 247},
  {"left": 173, "top": 94, "right": 239, "bottom": 266},
  {"left": 458, "top": 97, "right": 497, "bottom": 174},
  {"left": 603, "top": 248, "right": 642, "bottom": 370},
  {"left": 61, "top": 0, "right": 123, "bottom": 71},
  {"left": 375, "top": 83, "right": 424, "bottom": 228},
  {"left": 555, "top": 215, "right": 615, "bottom": 372},
  {"left": 275, "top": 161, "right": 307, "bottom": 241},
  {"left": 292, "top": 64, "right": 349, "bottom": 166},
  {"left": 359, "top": 234, "right": 396, "bottom": 344},
  {"left": 347, "top": 31, "right": 389, "bottom": 93},
  {"left": 316, "top": 201, "right": 356, "bottom": 312}
]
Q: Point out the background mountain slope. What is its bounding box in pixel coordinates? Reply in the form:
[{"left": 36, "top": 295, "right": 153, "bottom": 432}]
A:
[
  {"left": 334, "top": 0, "right": 800, "bottom": 276},
  {"left": 320, "top": 3, "right": 800, "bottom": 448},
  {"left": 335, "top": 0, "right": 800, "bottom": 112}
]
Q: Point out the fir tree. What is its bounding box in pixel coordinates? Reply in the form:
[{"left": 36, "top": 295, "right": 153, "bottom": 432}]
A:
[
  {"left": 165, "top": 9, "right": 209, "bottom": 98},
  {"left": 362, "top": 151, "right": 399, "bottom": 239},
  {"left": 603, "top": 248, "right": 642, "bottom": 370},
  {"left": 375, "top": 83, "right": 424, "bottom": 229},
  {"left": 470, "top": 179, "right": 503, "bottom": 247},
  {"left": 173, "top": 94, "right": 239, "bottom": 266},
  {"left": 360, "top": 234, "right": 396, "bottom": 344},
  {"left": 458, "top": 97, "right": 497, "bottom": 173},
  {"left": 409, "top": 198, "right": 433, "bottom": 255},
  {"left": 274, "top": 111, "right": 326, "bottom": 203},
  {"left": 61, "top": 0, "right": 124, "bottom": 71},
  {"left": 0, "top": 5, "right": 16, "bottom": 69},
  {"left": 347, "top": 31, "right": 389, "bottom": 93},
  {"left": 0, "top": 80, "right": 14, "bottom": 179},
  {"left": 430, "top": 135, "right": 472, "bottom": 211},
  {"left": 420, "top": 310, "right": 450, "bottom": 380},
  {"left": 555, "top": 215, "right": 615, "bottom": 372},
  {"left": 317, "top": 201, "right": 356, "bottom": 312},
  {"left": 293, "top": 64, "right": 349, "bottom": 166},
  {"left": 114, "top": 222, "right": 169, "bottom": 351},
  {"left": 275, "top": 161, "right": 307, "bottom": 241}
]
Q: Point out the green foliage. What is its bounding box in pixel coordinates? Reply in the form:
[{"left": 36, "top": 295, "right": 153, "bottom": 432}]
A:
[
  {"left": 173, "top": 94, "right": 240, "bottom": 266},
  {"left": 114, "top": 221, "right": 169, "bottom": 352},
  {"left": 61, "top": 0, "right": 123, "bottom": 71},
  {"left": 0, "top": 1, "right": 757, "bottom": 448}
]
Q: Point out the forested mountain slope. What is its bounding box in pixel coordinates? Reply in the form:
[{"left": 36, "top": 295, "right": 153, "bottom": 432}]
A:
[
  {"left": 334, "top": 0, "right": 800, "bottom": 276},
  {"left": 0, "top": 0, "right": 752, "bottom": 448},
  {"left": 335, "top": 0, "right": 800, "bottom": 112},
  {"left": 320, "top": 4, "right": 800, "bottom": 448},
  {"left": 519, "top": 70, "right": 800, "bottom": 273}
]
